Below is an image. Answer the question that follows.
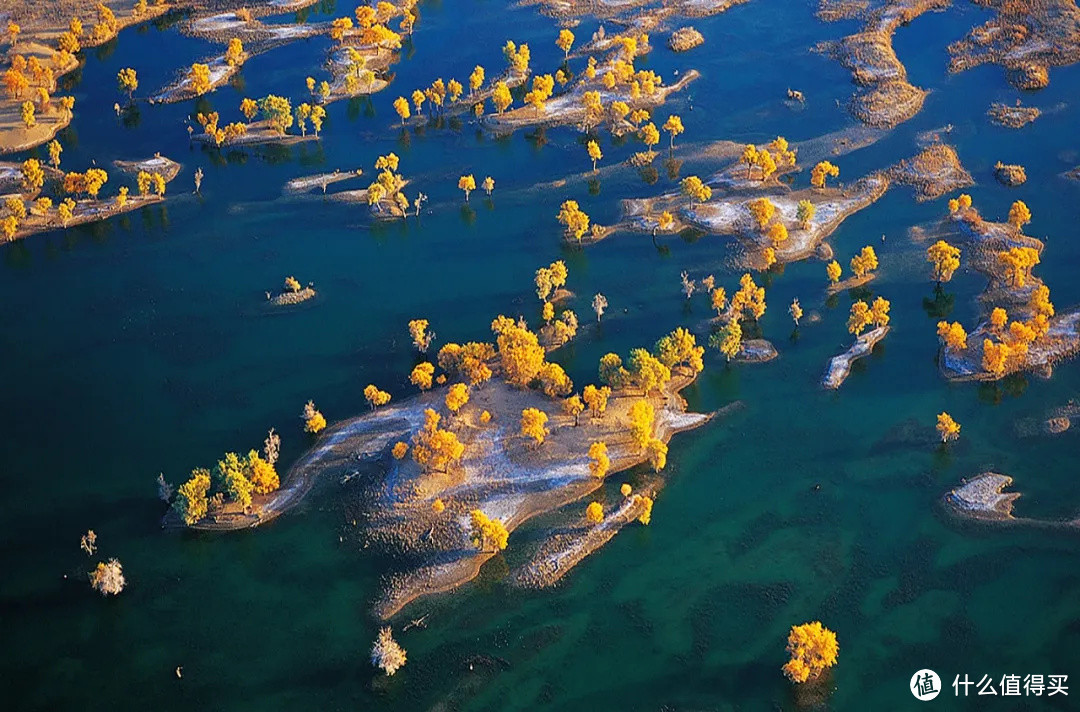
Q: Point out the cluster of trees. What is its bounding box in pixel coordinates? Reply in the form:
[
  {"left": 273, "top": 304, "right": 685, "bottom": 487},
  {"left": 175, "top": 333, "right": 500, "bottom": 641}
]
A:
[
  {"left": 557, "top": 200, "right": 592, "bottom": 241},
  {"left": 4, "top": 51, "right": 76, "bottom": 129},
  {"left": 329, "top": 2, "right": 406, "bottom": 53},
  {"left": 170, "top": 437, "right": 281, "bottom": 526},
  {"left": 706, "top": 273, "right": 767, "bottom": 361},
  {"left": 741, "top": 137, "right": 796, "bottom": 182},
  {"left": 846, "top": 297, "right": 890, "bottom": 335},
  {"left": 437, "top": 341, "right": 495, "bottom": 387},
  {"left": 196, "top": 110, "right": 247, "bottom": 146},
  {"left": 826, "top": 245, "right": 879, "bottom": 285},
  {"left": 980, "top": 288, "right": 1054, "bottom": 375},
  {"left": 412, "top": 408, "right": 465, "bottom": 472},
  {"left": 782, "top": 622, "right": 839, "bottom": 683},
  {"left": 364, "top": 384, "right": 391, "bottom": 410},
  {"left": 948, "top": 194, "right": 1032, "bottom": 237},
  {"left": 937, "top": 284, "right": 1054, "bottom": 375},
  {"left": 681, "top": 175, "right": 711, "bottom": 209},
  {"left": 366, "top": 152, "right": 412, "bottom": 215},
  {"left": 469, "top": 509, "right": 509, "bottom": 551},
  {"left": 810, "top": 160, "right": 839, "bottom": 188},
  {"left": 0, "top": 159, "right": 168, "bottom": 240}
]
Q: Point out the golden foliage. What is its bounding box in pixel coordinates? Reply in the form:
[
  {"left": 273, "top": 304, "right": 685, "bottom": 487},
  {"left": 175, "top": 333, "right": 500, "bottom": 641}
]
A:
[
  {"left": 393, "top": 96, "right": 410, "bottom": 123},
  {"left": 302, "top": 400, "right": 327, "bottom": 433},
  {"left": 587, "top": 140, "right": 602, "bottom": 170},
  {"left": 729, "top": 273, "right": 766, "bottom": 320},
  {"left": 412, "top": 408, "right": 464, "bottom": 472},
  {"left": 639, "top": 122, "right": 660, "bottom": 150},
  {"left": 445, "top": 383, "right": 470, "bottom": 413},
  {"left": 637, "top": 495, "right": 653, "bottom": 525},
  {"left": 936, "top": 413, "right": 960, "bottom": 443},
  {"left": 557, "top": 200, "right": 591, "bottom": 241},
  {"left": 470, "top": 510, "right": 509, "bottom": 551},
  {"left": 936, "top": 321, "right": 968, "bottom": 351},
  {"left": 392, "top": 441, "right": 408, "bottom": 459},
  {"left": 826, "top": 260, "right": 842, "bottom": 284},
  {"left": 997, "top": 246, "right": 1039, "bottom": 288},
  {"left": 662, "top": 114, "right": 684, "bottom": 148},
  {"left": 1030, "top": 285, "right": 1054, "bottom": 319},
  {"left": 492, "top": 81, "right": 511, "bottom": 113},
  {"left": 173, "top": 469, "right": 211, "bottom": 524},
  {"left": 225, "top": 38, "right": 245, "bottom": 67},
  {"left": 408, "top": 318, "right": 433, "bottom": 352},
  {"left": 767, "top": 222, "right": 788, "bottom": 247},
  {"left": 495, "top": 321, "right": 546, "bottom": 387},
  {"left": 620, "top": 483, "right": 632, "bottom": 497},
  {"left": 810, "top": 161, "right": 839, "bottom": 189},
  {"left": 747, "top": 197, "right": 775, "bottom": 231},
  {"left": 1008, "top": 200, "right": 1031, "bottom": 230},
  {"left": 364, "top": 384, "right": 391, "bottom": 410},
  {"left": 926, "top": 240, "right": 960, "bottom": 282},
  {"left": 585, "top": 501, "right": 604, "bottom": 524},
  {"left": 646, "top": 438, "right": 668, "bottom": 472},
  {"left": 432, "top": 498, "right": 445, "bottom": 513},
  {"left": 782, "top": 622, "right": 839, "bottom": 683},
  {"left": 796, "top": 199, "right": 815, "bottom": 229},
  {"left": 847, "top": 301, "right": 872, "bottom": 336},
  {"left": 629, "top": 348, "right": 671, "bottom": 394},
  {"left": 588, "top": 441, "right": 610, "bottom": 478},
  {"left": 869, "top": 297, "right": 890, "bottom": 328},
  {"left": 20, "top": 100, "right": 34, "bottom": 129},
  {"left": 458, "top": 174, "right": 476, "bottom": 200},
  {"left": 189, "top": 63, "right": 212, "bottom": 96},
  {"left": 849, "top": 245, "right": 878, "bottom": 278},
  {"left": 520, "top": 407, "right": 549, "bottom": 446},
  {"left": 655, "top": 327, "right": 705, "bottom": 374},
  {"left": 680, "top": 175, "right": 711, "bottom": 206},
  {"left": 710, "top": 320, "right": 742, "bottom": 361},
  {"left": 117, "top": 67, "right": 137, "bottom": 97},
  {"left": 628, "top": 399, "right": 654, "bottom": 451},
  {"left": 982, "top": 338, "right": 1010, "bottom": 375},
  {"left": 582, "top": 384, "right": 611, "bottom": 418}
]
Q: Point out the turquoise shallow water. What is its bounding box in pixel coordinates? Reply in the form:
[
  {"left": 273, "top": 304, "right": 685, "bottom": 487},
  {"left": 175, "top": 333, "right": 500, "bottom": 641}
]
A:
[{"left": 3, "top": 1, "right": 1080, "bottom": 710}]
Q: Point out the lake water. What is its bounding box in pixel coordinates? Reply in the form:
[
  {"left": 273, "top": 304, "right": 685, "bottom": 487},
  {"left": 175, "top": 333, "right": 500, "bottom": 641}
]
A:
[{"left": 3, "top": 0, "right": 1080, "bottom": 710}]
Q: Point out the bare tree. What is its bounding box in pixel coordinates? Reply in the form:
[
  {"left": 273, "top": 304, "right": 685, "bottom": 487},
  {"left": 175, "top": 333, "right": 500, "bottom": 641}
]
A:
[
  {"left": 194, "top": 167, "right": 203, "bottom": 194},
  {"left": 80, "top": 530, "right": 97, "bottom": 556},
  {"left": 157, "top": 474, "right": 174, "bottom": 502},
  {"left": 264, "top": 428, "right": 280, "bottom": 465},
  {"left": 680, "top": 271, "right": 696, "bottom": 300},
  {"left": 592, "top": 293, "right": 607, "bottom": 323}
]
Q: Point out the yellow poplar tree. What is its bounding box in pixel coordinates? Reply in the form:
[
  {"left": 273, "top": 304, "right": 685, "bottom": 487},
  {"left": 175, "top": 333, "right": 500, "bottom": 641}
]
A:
[
  {"left": 926, "top": 240, "right": 960, "bottom": 283},
  {"left": 936, "top": 412, "right": 960, "bottom": 442},
  {"left": 520, "top": 408, "right": 549, "bottom": 447},
  {"left": 782, "top": 622, "right": 839, "bottom": 684}
]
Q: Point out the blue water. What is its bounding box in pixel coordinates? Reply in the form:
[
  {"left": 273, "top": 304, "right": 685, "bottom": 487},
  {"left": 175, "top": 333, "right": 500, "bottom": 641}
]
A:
[{"left": 3, "top": 1, "right": 1080, "bottom": 710}]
